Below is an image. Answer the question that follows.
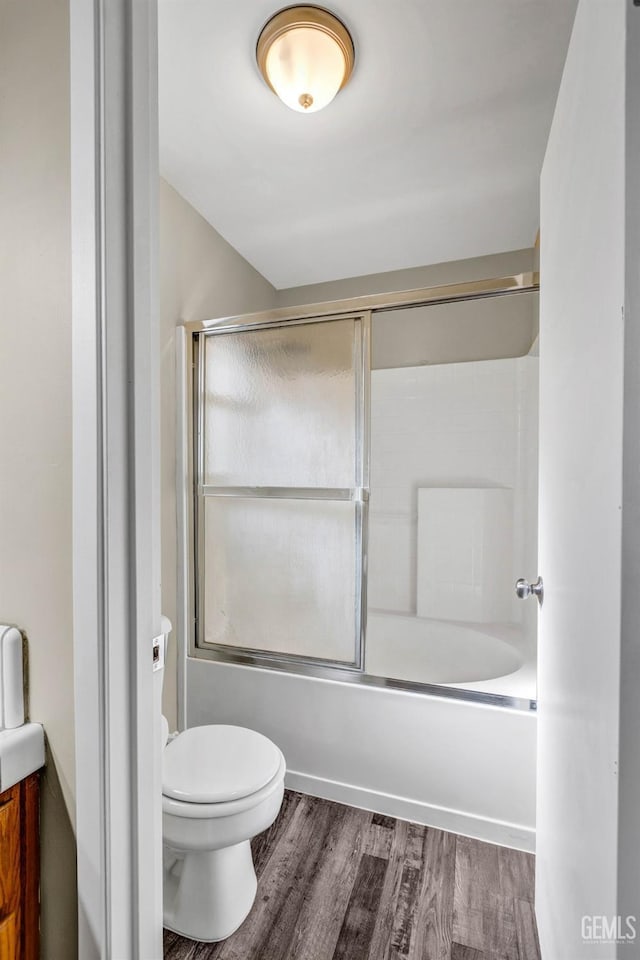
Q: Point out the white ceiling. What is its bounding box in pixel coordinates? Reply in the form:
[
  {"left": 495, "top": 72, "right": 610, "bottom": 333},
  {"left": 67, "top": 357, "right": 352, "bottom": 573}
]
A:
[{"left": 158, "top": 0, "right": 577, "bottom": 289}]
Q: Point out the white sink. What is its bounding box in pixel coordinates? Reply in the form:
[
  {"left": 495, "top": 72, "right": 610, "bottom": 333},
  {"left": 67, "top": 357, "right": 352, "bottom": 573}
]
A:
[{"left": 0, "top": 723, "right": 45, "bottom": 792}]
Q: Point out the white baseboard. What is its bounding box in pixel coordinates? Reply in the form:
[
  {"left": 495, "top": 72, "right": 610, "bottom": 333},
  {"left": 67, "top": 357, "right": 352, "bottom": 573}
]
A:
[{"left": 285, "top": 770, "right": 536, "bottom": 853}]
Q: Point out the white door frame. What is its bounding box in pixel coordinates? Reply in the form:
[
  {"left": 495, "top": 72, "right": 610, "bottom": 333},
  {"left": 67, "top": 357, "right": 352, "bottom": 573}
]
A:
[
  {"left": 619, "top": 0, "right": 640, "bottom": 936},
  {"left": 70, "top": 1, "right": 162, "bottom": 957}
]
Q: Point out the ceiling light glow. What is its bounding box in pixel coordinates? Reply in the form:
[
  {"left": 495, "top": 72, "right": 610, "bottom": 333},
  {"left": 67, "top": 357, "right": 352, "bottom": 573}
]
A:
[{"left": 257, "top": 6, "right": 355, "bottom": 114}]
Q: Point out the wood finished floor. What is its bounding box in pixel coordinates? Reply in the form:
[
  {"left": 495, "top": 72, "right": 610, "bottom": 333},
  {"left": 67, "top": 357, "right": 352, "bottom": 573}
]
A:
[{"left": 164, "top": 791, "right": 540, "bottom": 960}]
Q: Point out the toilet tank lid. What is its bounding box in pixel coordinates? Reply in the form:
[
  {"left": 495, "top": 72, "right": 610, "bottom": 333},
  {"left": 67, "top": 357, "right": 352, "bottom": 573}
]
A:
[{"left": 162, "top": 725, "right": 283, "bottom": 804}]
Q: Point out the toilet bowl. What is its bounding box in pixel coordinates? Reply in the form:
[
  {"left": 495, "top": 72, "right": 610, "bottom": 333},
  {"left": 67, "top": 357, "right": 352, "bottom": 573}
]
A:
[{"left": 162, "top": 723, "right": 286, "bottom": 942}]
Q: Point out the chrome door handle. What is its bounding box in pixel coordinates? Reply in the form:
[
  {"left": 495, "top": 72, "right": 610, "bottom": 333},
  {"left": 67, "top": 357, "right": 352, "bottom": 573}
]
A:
[{"left": 515, "top": 576, "right": 544, "bottom": 606}]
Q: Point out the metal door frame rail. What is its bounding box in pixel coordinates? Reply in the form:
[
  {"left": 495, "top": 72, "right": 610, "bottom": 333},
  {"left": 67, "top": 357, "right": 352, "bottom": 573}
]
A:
[
  {"left": 192, "top": 313, "right": 369, "bottom": 671},
  {"left": 182, "top": 271, "right": 539, "bottom": 335},
  {"left": 191, "top": 644, "right": 537, "bottom": 714},
  {"left": 184, "top": 275, "right": 539, "bottom": 713}
]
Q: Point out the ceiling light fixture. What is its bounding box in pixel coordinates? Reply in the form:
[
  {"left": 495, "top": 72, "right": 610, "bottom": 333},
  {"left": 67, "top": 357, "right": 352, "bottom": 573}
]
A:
[{"left": 257, "top": 6, "right": 355, "bottom": 114}]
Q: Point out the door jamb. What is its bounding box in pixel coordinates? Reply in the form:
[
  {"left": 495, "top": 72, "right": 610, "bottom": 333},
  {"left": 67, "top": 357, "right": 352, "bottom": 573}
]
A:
[{"left": 70, "top": 1, "right": 162, "bottom": 956}]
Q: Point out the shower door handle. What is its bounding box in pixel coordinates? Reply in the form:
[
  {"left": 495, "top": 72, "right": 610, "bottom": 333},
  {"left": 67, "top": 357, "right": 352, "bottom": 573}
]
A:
[{"left": 515, "top": 576, "right": 544, "bottom": 606}]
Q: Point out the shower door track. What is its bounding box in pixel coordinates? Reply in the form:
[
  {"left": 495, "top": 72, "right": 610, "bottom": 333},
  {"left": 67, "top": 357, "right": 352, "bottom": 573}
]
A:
[
  {"left": 182, "top": 271, "right": 539, "bottom": 335},
  {"left": 182, "top": 274, "right": 540, "bottom": 716},
  {"left": 189, "top": 645, "right": 537, "bottom": 713}
]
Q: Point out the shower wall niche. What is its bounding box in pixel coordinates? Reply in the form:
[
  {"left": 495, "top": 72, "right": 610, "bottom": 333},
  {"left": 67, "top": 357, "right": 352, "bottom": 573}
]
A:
[{"left": 366, "top": 294, "right": 539, "bottom": 700}]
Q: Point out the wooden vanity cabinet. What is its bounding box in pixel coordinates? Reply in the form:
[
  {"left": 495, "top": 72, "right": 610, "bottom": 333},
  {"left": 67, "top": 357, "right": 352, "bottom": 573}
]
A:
[{"left": 0, "top": 774, "right": 39, "bottom": 960}]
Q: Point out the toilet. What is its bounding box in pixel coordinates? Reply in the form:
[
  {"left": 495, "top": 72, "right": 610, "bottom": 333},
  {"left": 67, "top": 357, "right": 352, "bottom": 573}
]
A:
[{"left": 159, "top": 622, "right": 286, "bottom": 942}]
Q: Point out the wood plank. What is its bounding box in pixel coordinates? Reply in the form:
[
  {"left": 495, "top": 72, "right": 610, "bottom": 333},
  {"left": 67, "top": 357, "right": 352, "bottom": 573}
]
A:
[
  {"left": 285, "top": 802, "right": 371, "bottom": 960},
  {"left": 162, "top": 929, "right": 178, "bottom": 952},
  {"left": 391, "top": 863, "right": 422, "bottom": 956},
  {"left": 454, "top": 836, "right": 498, "bottom": 950},
  {"left": 164, "top": 793, "right": 542, "bottom": 960},
  {"left": 451, "top": 944, "right": 484, "bottom": 960},
  {"left": 514, "top": 899, "right": 541, "bottom": 960},
  {"left": 365, "top": 818, "right": 412, "bottom": 960},
  {"left": 362, "top": 821, "right": 394, "bottom": 861},
  {"left": 409, "top": 828, "right": 456, "bottom": 960},
  {"left": 453, "top": 838, "right": 490, "bottom": 953},
  {"left": 366, "top": 820, "right": 433, "bottom": 960},
  {"left": 404, "top": 821, "right": 429, "bottom": 869},
  {"left": 454, "top": 836, "right": 521, "bottom": 960},
  {"left": 20, "top": 773, "right": 40, "bottom": 960},
  {"left": 332, "top": 854, "right": 387, "bottom": 960},
  {"left": 483, "top": 898, "right": 518, "bottom": 960},
  {"left": 371, "top": 813, "right": 396, "bottom": 830},
  {"left": 188, "top": 939, "right": 222, "bottom": 960},
  {"left": 163, "top": 929, "right": 196, "bottom": 960},
  {"left": 215, "top": 795, "right": 339, "bottom": 960},
  {"left": 497, "top": 847, "right": 535, "bottom": 903},
  {"left": 250, "top": 788, "right": 301, "bottom": 878}
]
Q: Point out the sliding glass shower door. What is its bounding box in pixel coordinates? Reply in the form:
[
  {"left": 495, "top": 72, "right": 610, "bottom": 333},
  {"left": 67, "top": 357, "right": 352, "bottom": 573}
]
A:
[{"left": 195, "top": 315, "right": 368, "bottom": 668}]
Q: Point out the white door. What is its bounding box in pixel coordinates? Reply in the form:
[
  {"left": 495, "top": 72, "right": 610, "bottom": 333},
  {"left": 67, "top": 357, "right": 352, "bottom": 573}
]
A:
[{"left": 536, "top": 2, "right": 639, "bottom": 958}]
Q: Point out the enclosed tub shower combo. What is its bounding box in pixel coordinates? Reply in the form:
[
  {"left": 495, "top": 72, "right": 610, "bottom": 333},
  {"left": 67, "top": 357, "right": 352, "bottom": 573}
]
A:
[{"left": 177, "top": 274, "right": 540, "bottom": 873}]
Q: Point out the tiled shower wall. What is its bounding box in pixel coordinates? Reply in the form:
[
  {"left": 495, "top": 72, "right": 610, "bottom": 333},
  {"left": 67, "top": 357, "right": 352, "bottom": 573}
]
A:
[{"left": 368, "top": 356, "right": 539, "bottom": 633}]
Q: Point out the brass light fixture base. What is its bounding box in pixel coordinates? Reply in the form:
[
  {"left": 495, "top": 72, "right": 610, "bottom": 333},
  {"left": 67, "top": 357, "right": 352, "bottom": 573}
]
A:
[{"left": 257, "top": 6, "right": 355, "bottom": 97}]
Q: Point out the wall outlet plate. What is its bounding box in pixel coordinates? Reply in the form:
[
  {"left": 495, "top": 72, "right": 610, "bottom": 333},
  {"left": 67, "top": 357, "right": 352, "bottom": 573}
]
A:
[{"left": 152, "top": 634, "right": 165, "bottom": 672}]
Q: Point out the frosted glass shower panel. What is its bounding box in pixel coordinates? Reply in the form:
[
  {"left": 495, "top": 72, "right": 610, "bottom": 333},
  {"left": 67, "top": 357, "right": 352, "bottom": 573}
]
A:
[
  {"left": 203, "top": 320, "right": 357, "bottom": 488},
  {"left": 203, "top": 497, "right": 358, "bottom": 663}
]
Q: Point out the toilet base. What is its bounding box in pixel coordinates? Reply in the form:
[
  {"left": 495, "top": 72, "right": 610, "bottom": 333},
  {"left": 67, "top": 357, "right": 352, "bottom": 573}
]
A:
[{"left": 163, "top": 839, "right": 257, "bottom": 942}]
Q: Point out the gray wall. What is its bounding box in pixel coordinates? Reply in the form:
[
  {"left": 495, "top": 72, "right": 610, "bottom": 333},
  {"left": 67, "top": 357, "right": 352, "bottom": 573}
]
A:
[
  {"left": 275, "top": 248, "right": 535, "bottom": 306},
  {"left": 276, "top": 249, "right": 538, "bottom": 367},
  {"left": 160, "top": 179, "right": 276, "bottom": 729},
  {"left": 372, "top": 290, "right": 539, "bottom": 369},
  {"left": 0, "top": 1, "right": 77, "bottom": 956}
]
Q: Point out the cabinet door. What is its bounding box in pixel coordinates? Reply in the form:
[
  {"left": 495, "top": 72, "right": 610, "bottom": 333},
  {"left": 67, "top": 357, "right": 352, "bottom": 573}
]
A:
[
  {"left": 21, "top": 774, "right": 40, "bottom": 960},
  {"left": 0, "top": 785, "right": 21, "bottom": 960},
  {"left": 0, "top": 913, "right": 18, "bottom": 960}
]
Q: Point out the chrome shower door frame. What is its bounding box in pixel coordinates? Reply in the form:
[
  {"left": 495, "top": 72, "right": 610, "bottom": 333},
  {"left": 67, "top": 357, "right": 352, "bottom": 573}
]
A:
[
  {"left": 190, "top": 311, "right": 371, "bottom": 674},
  {"left": 181, "top": 275, "right": 540, "bottom": 713}
]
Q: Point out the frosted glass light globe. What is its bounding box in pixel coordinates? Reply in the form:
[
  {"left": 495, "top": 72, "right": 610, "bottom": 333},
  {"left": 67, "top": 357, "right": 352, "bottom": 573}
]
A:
[
  {"left": 265, "top": 26, "right": 347, "bottom": 113},
  {"left": 258, "top": 7, "right": 355, "bottom": 114}
]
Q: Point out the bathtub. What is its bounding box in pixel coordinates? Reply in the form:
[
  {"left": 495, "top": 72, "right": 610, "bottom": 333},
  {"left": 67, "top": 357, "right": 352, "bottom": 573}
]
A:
[
  {"left": 187, "top": 656, "right": 537, "bottom": 852},
  {"left": 366, "top": 610, "right": 524, "bottom": 688},
  {"left": 185, "top": 584, "right": 536, "bottom": 857}
]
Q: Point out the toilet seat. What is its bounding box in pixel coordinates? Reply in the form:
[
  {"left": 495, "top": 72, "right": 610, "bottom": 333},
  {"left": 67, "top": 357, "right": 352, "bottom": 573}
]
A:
[
  {"left": 163, "top": 724, "right": 283, "bottom": 805},
  {"left": 162, "top": 753, "right": 285, "bottom": 820}
]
